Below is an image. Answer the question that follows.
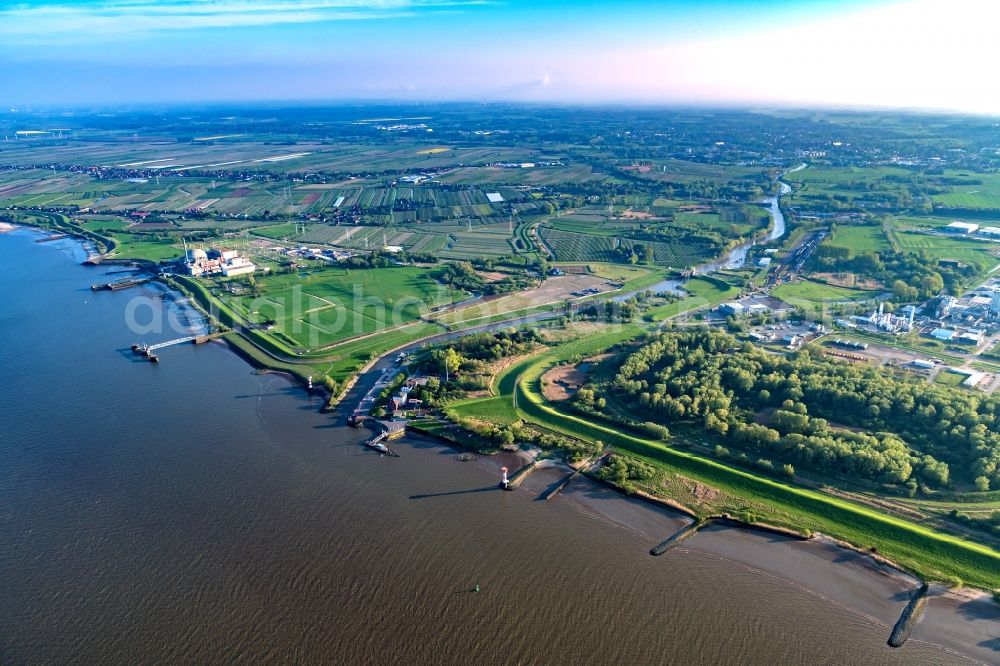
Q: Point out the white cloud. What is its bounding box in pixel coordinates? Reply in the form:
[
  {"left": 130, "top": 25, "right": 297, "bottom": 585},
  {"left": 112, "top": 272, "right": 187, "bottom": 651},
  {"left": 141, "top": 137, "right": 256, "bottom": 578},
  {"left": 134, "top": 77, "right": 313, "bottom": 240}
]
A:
[
  {"left": 0, "top": 0, "right": 485, "bottom": 35},
  {"left": 508, "top": 0, "right": 1000, "bottom": 113}
]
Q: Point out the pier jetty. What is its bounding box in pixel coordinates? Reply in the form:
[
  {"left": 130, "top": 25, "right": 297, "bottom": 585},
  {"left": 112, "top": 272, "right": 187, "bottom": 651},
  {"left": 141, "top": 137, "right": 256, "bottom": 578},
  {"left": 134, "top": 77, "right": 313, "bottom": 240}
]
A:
[
  {"left": 129, "top": 333, "right": 216, "bottom": 363},
  {"left": 362, "top": 420, "right": 405, "bottom": 457},
  {"left": 91, "top": 276, "right": 151, "bottom": 291}
]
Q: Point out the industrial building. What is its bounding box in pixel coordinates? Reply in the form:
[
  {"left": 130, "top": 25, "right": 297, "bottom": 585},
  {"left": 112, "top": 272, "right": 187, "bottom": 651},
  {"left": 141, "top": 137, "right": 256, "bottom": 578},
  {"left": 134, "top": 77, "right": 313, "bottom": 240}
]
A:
[
  {"left": 183, "top": 243, "right": 256, "bottom": 277},
  {"left": 943, "top": 367, "right": 986, "bottom": 388},
  {"left": 958, "top": 329, "right": 985, "bottom": 345},
  {"left": 853, "top": 302, "right": 914, "bottom": 334},
  {"left": 945, "top": 221, "right": 979, "bottom": 234},
  {"left": 930, "top": 328, "right": 957, "bottom": 342}
]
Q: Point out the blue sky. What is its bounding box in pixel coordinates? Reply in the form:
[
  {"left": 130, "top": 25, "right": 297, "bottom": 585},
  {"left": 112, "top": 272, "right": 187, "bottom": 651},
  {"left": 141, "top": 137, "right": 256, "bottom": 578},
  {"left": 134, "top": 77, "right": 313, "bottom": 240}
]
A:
[{"left": 1, "top": 0, "right": 997, "bottom": 112}]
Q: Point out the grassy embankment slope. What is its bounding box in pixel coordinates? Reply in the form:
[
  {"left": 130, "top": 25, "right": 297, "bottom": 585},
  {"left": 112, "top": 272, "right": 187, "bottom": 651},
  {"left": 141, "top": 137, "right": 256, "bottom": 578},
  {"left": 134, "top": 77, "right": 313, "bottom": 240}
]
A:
[
  {"left": 513, "top": 352, "right": 1000, "bottom": 589},
  {"left": 447, "top": 275, "right": 737, "bottom": 422},
  {"left": 3, "top": 211, "right": 120, "bottom": 256},
  {"left": 450, "top": 275, "right": 1000, "bottom": 589}
]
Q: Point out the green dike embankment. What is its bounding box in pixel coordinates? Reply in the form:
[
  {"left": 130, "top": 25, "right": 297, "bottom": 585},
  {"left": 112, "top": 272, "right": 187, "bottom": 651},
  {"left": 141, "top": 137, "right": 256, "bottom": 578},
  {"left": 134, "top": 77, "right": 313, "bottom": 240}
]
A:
[
  {"left": 469, "top": 276, "right": 1000, "bottom": 589},
  {"left": 512, "top": 352, "right": 1000, "bottom": 589},
  {"left": 6, "top": 211, "right": 119, "bottom": 257}
]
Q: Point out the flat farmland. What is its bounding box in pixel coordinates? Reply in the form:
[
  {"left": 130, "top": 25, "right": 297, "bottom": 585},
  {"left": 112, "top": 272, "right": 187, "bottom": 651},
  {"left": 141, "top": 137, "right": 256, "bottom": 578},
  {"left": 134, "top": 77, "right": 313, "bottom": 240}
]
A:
[
  {"left": 627, "top": 158, "right": 767, "bottom": 184},
  {"left": 784, "top": 164, "right": 913, "bottom": 185},
  {"left": 432, "top": 273, "right": 616, "bottom": 326},
  {"left": 0, "top": 169, "right": 123, "bottom": 208},
  {"left": 782, "top": 164, "right": 915, "bottom": 211},
  {"left": 436, "top": 164, "right": 601, "bottom": 186},
  {"left": 0, "top": 165, "right": 543, "bottom": 225},
  {"left": 895, "top": 216, "right": 974, "bottom": 230},
  {"left": 280, "top": 218, "right": 519, "bottom": 259},
  {"left": 440, "top": 224, "right": 516, "bottom": 259},
  {"left": 932, "top": 171, "right": 1000, "bottom": 210},
  {"left": 222, "top": 266, "right": 462, "bottom": 349},
  {"left": 108, "top": 235, "right": 181, "bottom": 261},
  {"left": 895, "top": 231, "right": 1000, "bottom": 274},
  {"left": 826, "top": 225, "right": 890, "bottom": 251},
  {"left": 772, "top": 280, "right": 880, "bottom": 308},
  {"left": 295, "top": 224, "right": 450, "bottom": 254},
  {"left": 539, "top": 226, "right": 712, "bottom": 267},
  {"left": 0, "top": 140, "right": 536, "bottom": 175}
]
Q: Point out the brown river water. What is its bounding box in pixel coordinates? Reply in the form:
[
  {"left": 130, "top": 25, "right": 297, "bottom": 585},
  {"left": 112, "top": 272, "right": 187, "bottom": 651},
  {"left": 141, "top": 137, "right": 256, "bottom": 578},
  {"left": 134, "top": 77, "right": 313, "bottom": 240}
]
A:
[{"left": 0, "top": 229, "right": 997, "bottom": 664}]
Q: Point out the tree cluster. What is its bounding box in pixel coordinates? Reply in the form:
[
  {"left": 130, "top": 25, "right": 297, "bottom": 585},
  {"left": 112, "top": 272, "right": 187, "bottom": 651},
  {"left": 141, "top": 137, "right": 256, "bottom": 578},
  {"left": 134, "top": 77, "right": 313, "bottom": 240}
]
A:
[{"left": 610, "top": 329, "right": 1000, "bottom": 491}]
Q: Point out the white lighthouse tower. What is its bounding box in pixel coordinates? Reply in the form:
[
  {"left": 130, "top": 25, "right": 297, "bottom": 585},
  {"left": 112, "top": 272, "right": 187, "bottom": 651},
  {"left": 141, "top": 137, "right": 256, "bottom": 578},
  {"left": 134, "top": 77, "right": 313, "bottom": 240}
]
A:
[{"left": 500, "top": 466, "right": 509, "bottom": 490}]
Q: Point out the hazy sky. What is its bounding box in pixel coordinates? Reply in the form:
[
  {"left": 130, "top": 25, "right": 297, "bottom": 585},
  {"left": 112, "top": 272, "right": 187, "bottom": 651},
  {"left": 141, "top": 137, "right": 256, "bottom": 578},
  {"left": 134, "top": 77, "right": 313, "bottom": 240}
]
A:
[{"left": 1, "top": 0, "right": 997, "bottom": 112}]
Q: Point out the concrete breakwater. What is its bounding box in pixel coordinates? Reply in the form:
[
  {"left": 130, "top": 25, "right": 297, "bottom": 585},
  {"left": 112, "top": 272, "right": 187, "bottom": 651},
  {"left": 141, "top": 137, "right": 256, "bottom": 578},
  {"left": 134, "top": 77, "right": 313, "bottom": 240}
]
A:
[
  {"left": 540, "top": 468, "right": 579, "bottom": 500},
  {"left": 505, "top": 460, "right": 537, "bottom": 489},
  {"left": 888, "top": 583, "right": 929, "bottom": 647},
  {"left": 651, "top": 519, "right": 708, "bottom": 555},
  {"left": 539, "top": 451, "right": 611, "bottom": 500},
  {"left": 651, "top": 515, "right": 809, "bottom": 556}
]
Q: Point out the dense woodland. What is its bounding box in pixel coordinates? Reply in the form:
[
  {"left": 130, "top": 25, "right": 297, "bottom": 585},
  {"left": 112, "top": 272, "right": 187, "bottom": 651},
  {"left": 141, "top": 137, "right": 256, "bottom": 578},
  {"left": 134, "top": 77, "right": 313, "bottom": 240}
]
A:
[{"left": 597, "top": 329, "right": 1000, "bottom": 493}]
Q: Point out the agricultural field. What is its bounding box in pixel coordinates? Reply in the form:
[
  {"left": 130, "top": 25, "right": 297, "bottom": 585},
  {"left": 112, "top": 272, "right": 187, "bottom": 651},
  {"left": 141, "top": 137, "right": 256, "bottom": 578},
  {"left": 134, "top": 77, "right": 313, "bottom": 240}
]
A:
[
  {"left": 539, "top": 226, "right": 713, "bottom": 267},
  {"left": 0, "top": 139, "right": 536, "bottom": 176},
  {"left": 931, "top": 171, "right": 1000, "bottom": 210},
  {"left": 573, "top": 263, "right": 656, "bottom": 282},
  {"left": 108, "top": 235, "right": 182, "bottom": 261},
  {"left": 826, "top": 224, "right": 890, "bottom": 251},
  {"left": 894, "top": 215, "right": 975, "bottom": 230},
  {"left": 894, "top": 231, "right": 1000, "bottom": 275},
  {"left": 447, "top": 395, "right": 520, "bottom": 425},
  {"left": 432, "top": 273, "right": 619, "bottom": 327},
  {"left": 219, "top": 266, "right": 462, "bottom": 350},
  {"left": 0, "top": 169, "right": 537, "bottom": 222},
  {"left": 291, "top": 223, "right": 451, "bottom": 254},
  {"left": 252, "top": 222, "right": 299, "bottom": 239},
  {"left": 440, "top": 223, "right": 518, "bottom": 259},
  {"left": 282, "top": 219, "right": 518, "bottom": 259},
  {"left": 782, "top": 164, "right": 917, "bottom": 213},
  {"left": 435, "top": 164, "right": 601, "bottom": 187},
  {"left": 771, "top": 280, "right": 880, "bottom": 309},
  {"left": 618, "top": 158, "right": 768, "bottom": 185}
]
